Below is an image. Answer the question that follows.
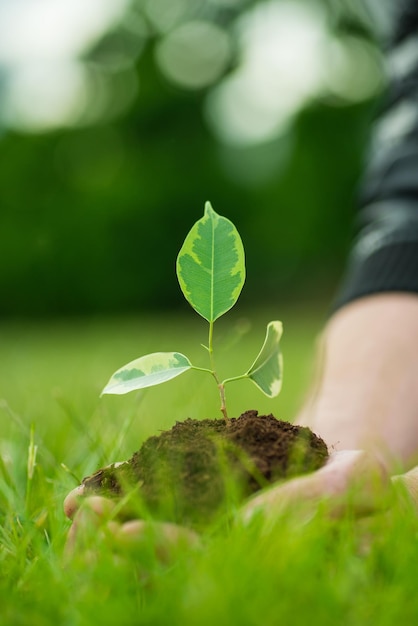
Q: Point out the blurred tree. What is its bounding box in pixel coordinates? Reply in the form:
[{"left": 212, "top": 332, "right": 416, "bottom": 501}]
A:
[{"left": 0, "top": 0, "right": 384, "bottom": 316}]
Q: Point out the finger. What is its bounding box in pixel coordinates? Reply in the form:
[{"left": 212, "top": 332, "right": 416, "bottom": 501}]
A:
[
  {"left": 115, "top": 521, "right": 201, "bottom": 563},
  {"left": 65, "top": 496, "right": 118, "bottom": 553},
  {"left": 315, "top": 450, "right": 390, "bottom": 518},
  {"left": 392, "top": 465, "right": 418, "bottom": 511},
  {"left": 64, "top": 484, "right": 86, "bottom": 519},
  {"left": 63, "top": 461, "right": 127, "bottom": 519},
  {"left": 320, "top": 450, "right": 389, "bottom": 509},
  {"left": 240, "top": 450, "right": 390, "bottom": 523},
  {"left": 118, "top": 520, "right": 200, "bottom": 545}
]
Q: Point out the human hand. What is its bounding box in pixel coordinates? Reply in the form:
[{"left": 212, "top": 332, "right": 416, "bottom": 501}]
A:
[
  {"left": 65, "top": 447, "right": 418, "bottom": 557},
  {"left": 63, "top": 481, "right": 201, "bottom": 560},
  {"left": 239, "top": 449, "right": 391, "bottom": 524}
]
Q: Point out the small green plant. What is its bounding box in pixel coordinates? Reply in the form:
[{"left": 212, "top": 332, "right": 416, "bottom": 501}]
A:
[{"left": 102, "top": 202, "right": 283, "bottom": 419}]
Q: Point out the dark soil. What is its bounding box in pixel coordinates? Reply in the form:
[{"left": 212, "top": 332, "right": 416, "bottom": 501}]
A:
[{"left": 82, "top": 410, "right": 328, "bottom": 528}]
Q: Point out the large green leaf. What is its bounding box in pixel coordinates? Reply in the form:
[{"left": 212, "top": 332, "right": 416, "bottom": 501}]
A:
[
  {"left": 101, "top": 352, "right": 192, "bottom": 395},
  {"left": 176, "top": 201, "right": 245, "bottom": 322},
  {"left": 246, "top": 321, "right": 283, "bottom": 397}
]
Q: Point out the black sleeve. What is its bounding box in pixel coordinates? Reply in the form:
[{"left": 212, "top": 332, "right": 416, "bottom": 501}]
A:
[{"left": 333, "top": 0, "right": 418, "bottom": 309}]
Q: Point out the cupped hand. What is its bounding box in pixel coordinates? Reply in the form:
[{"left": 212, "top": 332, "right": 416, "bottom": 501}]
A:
[
  {"left": 65, "top": 447, "right": 418, "bottom": 561},
  {"left": 63, "top": 480, "right": 201, "bottom": 559},
  {"left": 239, "top": 449, "right": 391, "bottom": 524}
]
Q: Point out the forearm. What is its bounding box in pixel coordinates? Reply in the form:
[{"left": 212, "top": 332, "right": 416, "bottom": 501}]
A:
[
  {"left": 307, "top": 3, "right": 418, "bottom": 473},
  {"left": 297, "top": 293, "right": 418, "bottom": 472}
]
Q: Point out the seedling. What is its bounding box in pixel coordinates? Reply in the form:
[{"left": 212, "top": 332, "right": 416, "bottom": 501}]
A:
[{"left": 102, "top": 202, "right": 283, "bottom": 419}]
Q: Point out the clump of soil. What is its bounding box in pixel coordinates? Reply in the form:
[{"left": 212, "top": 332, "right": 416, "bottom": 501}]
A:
[{"left": 82, "top": 411, "right": 328, "bottom": 528}]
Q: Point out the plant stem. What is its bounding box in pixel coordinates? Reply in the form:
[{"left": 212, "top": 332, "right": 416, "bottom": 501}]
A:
[
  {"left": 208, "top": 320, "right": 229, "bottom": 420},
  {"left": 208, "top": 321, "right": 215, "bottom": 370},
  {"left": 222, "top": 374, "right": 249, "bottom": 385},
  {"left": 217, "top": 382, "right": 228, "bottom": 420},
  {"left": 191, "top": 366, "right": 229, "bottom": 419}
]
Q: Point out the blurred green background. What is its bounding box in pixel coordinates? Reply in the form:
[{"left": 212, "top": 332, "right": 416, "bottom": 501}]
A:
[{"left": 0, "top": 0, "right": 386, "bottom": 317}]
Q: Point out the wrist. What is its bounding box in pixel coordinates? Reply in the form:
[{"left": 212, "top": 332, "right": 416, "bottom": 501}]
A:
[{"left": 297, "top": 294, "right": 418, "bottom": 471}]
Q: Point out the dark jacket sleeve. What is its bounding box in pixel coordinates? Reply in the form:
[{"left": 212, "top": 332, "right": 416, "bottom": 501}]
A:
[{"left": 334, "top": 0, "right": 418, "bottom": 309}]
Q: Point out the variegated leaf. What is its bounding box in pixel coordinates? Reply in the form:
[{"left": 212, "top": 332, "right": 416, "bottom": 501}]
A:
[
  {"left": 246, "top": 321, "right": 283, "bottom": 397},
  {"left": 101, "top": 352, "right": 192, "bottom": 395},
  {"left": 176, "top": 201, "right": 245, "bottom": 322}
]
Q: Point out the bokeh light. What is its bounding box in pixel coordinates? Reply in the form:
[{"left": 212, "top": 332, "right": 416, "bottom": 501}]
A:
[
  {"left": 205, "top": 0, "right": 384, "bottom": 146},
  {"left": 0, "top": 0, "right": 384, "bottom": 135},
  {"left": 155, "top": 21, "right": 231, "bottom": 89},
  {"left": 143, "top": 0, "right": 197, "bottom": 34},
  {"left": 323, "top": 35, "right": 384, "bottom": 103},
  {"left": 0, "top": 0, "right": 388, "bottom": 316},
  {"left": 2, "top": 62, "right": 88, "bottom": 131},
  {"left": 0, "top": 0, "right": 130, "bottom": 62},
  {"left": 0, "top": 0, "right": 134, "bottom": 131},
  {"left": 205, "top": 1, "right": 328, "bottom": 145}
]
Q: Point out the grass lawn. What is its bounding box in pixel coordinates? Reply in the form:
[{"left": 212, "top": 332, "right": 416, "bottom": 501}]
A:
[{"left": 0, "top": 307, "right": 417, "bottom": 626}]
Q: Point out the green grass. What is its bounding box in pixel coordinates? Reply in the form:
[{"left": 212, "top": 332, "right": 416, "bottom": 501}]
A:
[{"left": 0, "top": 308, "right": 417, "bottom": 626}]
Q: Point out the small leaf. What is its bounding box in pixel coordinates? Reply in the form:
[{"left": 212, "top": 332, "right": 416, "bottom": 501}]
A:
[
  {"left": 176, "top": 201, "right": 245, "bottom": 322},
  {"left": 246, "top": 321, "right": 283, "bottom": 397},
  {"left": 102, "top": 352, "right": 192, "bottom": 395}
]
